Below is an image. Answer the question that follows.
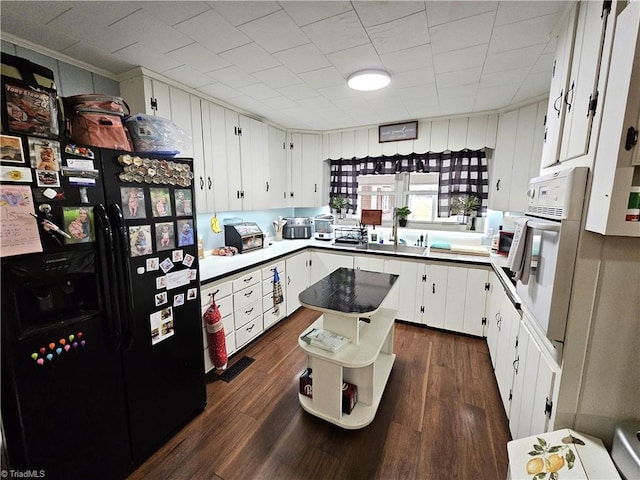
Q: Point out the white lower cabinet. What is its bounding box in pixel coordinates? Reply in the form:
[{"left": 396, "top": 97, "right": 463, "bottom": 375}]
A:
[
  {"left": 232, "top": 270, "right": 263, "bottom": 349},
  {"left": 493, "top": 292, "right": 520, "bottom": 416},
  {"left": 285, "top": 251, "right": 311, "bottom": 316},
  {"left": 309, "top": 251, "right": 354, "bottom": 285},
  {"left": 200, "top": 280, "right": 235, "bottom": 373},
  {"left": 509, "top": 319, "right": 559, "bottom": 440},
  {"left": 261, "top": 261, "right": 286, "bottom": 330},
  {"left": 384, "top": 258, "right": 421, "bottom": 323}
]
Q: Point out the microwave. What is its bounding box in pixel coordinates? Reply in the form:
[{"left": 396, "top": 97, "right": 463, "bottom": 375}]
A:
[{"left": 497, "top": 231, "right": 514, "bottom": 255}]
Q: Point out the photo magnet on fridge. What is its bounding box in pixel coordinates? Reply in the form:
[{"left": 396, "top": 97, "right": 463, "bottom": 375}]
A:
[
  {"left": 62, "top": 206, "right": 94, "bottom": 244},
  {"left": 0, "top": 134, "right": 25, "bottom": 164},
  {"left": 150, "top": 187, "right": 171, "bottom": 217},
  {"left": 129, "top": 225, "right": 152, "bottom": 257},
  {"left": 121, "top": 187, "right": 146, "bottom": 220},
  {"left": 155, "top": 222, "right": 174, "bottom": 251},
  {"left": 28, "top": 137, "right": 60, "bottom": 171}
]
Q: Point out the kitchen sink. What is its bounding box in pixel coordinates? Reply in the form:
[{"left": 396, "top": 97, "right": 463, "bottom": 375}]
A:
[{"left": 356, "top": 243, "right": 427, "bottom": 255}]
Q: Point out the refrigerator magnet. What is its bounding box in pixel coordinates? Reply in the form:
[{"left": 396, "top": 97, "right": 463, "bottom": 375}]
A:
[
  {"left": 150, "top": 188, "right": 171, "bottom": 217},
  {"left": 63, "top": 206, "right": 93, "bottom": 244},
  {"left": 64, "top": 144, "right": 94, "bottom": 159},
  {"left": 172, "top": 249, "right": 183, "bottom": 262},
  {"left": 174, "top": 189, "right": 192, "bottom": 216},
  {"left": 159, "top": 257, "right": 174, "bottom": 273},
  {"left": 173, "top": 293, "right": 185, "bottom": 307},
  {"left": 0, "top": 134, "right": 25, "bottom": 164},
  {"left": 146, "top": 257, "right": 159, "bottom": 271},
  {"left": 28, "top": 137, "right": 60, "bottom": 171},
  {"left": 156, "top": 276, "right": 167, "bottom": 290},
  {"left": 182, "top": 253, "right": 194, "bottom": 268},
  {"left": 155, "top": 222, "right": 174, "bottom": 251},
  {"left": 129, "top": 225, "right": 152, "bottom": 257},
  {"left": 187, "top": 288, "right": 198, "bottom": 301},
  {"left": 121, "top": 187, "right": 146, "bottom": 220},
  {"left": 0, "top": 165, "right": 32, "bottom": 182},
  {"left": 150, "top": 307, "right": 174, "bottom": 345},
  {"left": 177, "top": 219, "right": 194, "bottom": 246},
  {"left": 154, "top": 291, "right": 167, "bottom": 307},
  {"left": 188, "top": 269, "right": 197, "bottom": 281},
  {"left": 35, "top": 170, "right": 60, "bottom": 188}
]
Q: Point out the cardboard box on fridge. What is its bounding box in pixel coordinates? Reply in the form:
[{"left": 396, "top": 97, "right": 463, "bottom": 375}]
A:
[{"left": 299, "top": 368, "right": 358, "bottom": 415}]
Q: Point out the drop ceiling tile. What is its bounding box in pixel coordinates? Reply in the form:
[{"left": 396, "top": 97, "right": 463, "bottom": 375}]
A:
[
  {"left": 208, "top": 66, "right": 258, "bottom": 88},
  {"left": 430, "top": 11, "right": 495, "bottom": 55},
  {"left": 280, "top": 1, "right": 353, "bottom": 27},
  {"left": 220, "top": 43, "right": 281, "bottom": 73},
  {"left": 489, "top": 15, "right": 559, "bottom": 54},
  {"left": 326, "top": 44, "right": 381, "bottom": 77},
  {"left": 253, "top": 66, "right": 301, "bottom": 89},
  {"left": 512, "top": 71, "right": 552, "bottom": 103},
  {"left": 137, "top": 1, "right": 212, "bottom": 26},
  {"left": 237, "top": 83, "right": 281, "bottom": 100},
  {"left": 166, "top": 43, "right": 231, "bottom": 73},
  {"left": 318, "top": 84, "right": 361, "bottom": 101},
  {"left": 298, "top": 67, "right": 346, "bottom": 89},
  {"left": 380, "top": 44, "right": 433, "bottom": 73},
  {"left": 273, "top": 44, "right": 331, "bottom": 74},
  {"left": 426, "top": 1, "right": 497, "bottom": 27},
  {"left": 261, "top": 95, "right": 300, "bottom": 110},
  {"left": 367, "top": 11, "right": 430, "bottom": 55},
  {"left": 163, "top": 65, "right": 215, "bottom": 88},
  {"left": 175, "top": 9, "right": 250, "bottom": 54},
  {"left": 433, "top": 44, "right": 488, "bottom": 74},
  {"left": 45, "top": 2, "right": 140, "bottom": 30},
  {"left": 438, "top": 84, "right": 478, "bottom": 100},
  {"left": 352, "top": 1, "right": 425, "bottom": 27},
  {"left": 0, "top": 1, "right": 75, "bottom": 26},
  {"left": 530, "top": 51, "right": 555, "bottom": 74},
  {"left": 197, "top": 82, "right": 243, "bottom": 101},
  {"left": 480, "top": 67, "right": 529, "bottom": 89},
  {"left": 302, "top": 10, "right": 369, "bottom": 54},
  {"left": 484, "top": 44, "right": 546, "bottom": 73},
  {"left": 393, "top": 67, "right": 436, "bottom": 89},
  {"left": 210, "top": 1, "right": 282, "bottom": 26},
  {"left": 397, "top": 84, "right": 438, "bottom": 103},
  {"left": 111, "top": 43, "right": 183, "bottom": 74},
  {"left": 297, "top": 95, "right": 335, "bottom": 110},
  {"left": 474, "top": 84, "right": 519, "bottom": 111},
  {"left": 494, "top": 1, "right": 566, "bottom": 26},
  {"left": 239, "top": 10, "right": 309, "bottom": 53},
  {"left": 277, "top": 84, "right": 319, "bottom": 101},
  {"left": 61, "top": 42, "right": 132, "bottom": 75},
  {"left": 436, "top": 67, "right": 482, "bottom": 88}
]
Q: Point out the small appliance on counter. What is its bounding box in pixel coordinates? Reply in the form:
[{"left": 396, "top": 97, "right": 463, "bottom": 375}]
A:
[
  {"left": 314, "top": 214, "right": 334, "bottom": 241},
  {"left": 283, "top": 217, "right": 312, "bottom": 239},
  {"left": 224, "top": 222, "right": 264, "bottom": 253}
]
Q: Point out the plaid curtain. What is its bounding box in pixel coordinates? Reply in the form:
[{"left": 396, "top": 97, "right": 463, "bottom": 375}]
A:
[{"left": 329, "top": 150, "right": 488, "bottom": 218}]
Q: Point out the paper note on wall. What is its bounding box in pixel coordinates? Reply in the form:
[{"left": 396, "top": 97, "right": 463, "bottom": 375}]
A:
[{"left": 0, "top": 184, "right": 43, "bottom": 257}]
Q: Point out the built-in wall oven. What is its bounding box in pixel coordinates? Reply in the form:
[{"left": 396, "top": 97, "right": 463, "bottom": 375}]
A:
[{"left": 509, "top": 167, "right": 589, "bottom": 361}]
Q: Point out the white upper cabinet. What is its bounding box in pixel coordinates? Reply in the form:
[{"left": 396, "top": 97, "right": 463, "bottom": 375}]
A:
[
  {"left": 541, "top": 1, "right": 612, "bottom": 168},
  {"left": 586, "top": 0, "right": 640, "bottom": 236},
  {"left": 288, "top": 132, "right": 322, "bottom": 207},
  {"left": 490, "top": 101, "right": 546, "bottom": 212},
  {"left": 267, "top": 126, "right": 288, "bottom": 209}
]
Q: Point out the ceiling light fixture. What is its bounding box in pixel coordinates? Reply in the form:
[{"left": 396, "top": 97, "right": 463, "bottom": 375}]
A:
[{"left": 347, "top": 69, "right": 391, "bottom": 91}]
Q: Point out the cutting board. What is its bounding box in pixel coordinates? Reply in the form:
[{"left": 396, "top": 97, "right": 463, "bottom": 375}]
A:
[{"left": 430, "top": 245, "right": 490, "bottom": 257}]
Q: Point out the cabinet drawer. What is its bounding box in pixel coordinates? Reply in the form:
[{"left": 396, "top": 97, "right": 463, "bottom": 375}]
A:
[
  {"left": 262, "top": 261, "right": 285, "bottom": 280},
  {"left": 232, "top": 271, "right": 261, "bottom": 292},
  {"left": 262, "top": 293, "right": 284, "bottom": 313},
  {"left": 216, "top": 295, "right": 233, "bottom": 318},
  {"left": 234, "top": 299, "right": 261, "bottom": 329},
  {"left": 262, "top": 273, "right": 285, "bottom": 297},
  {"left": 234, "top": 284, "right": 261, "bottom": 310},
  {"left": 201, "top": 280, "right": 232, "bottom": 306},
  {"left": 235, "top": 317, "right": 263, "bottom": 348},
  {"left": 225, "top": 332, "right": 236, "bottom": 356},
  {"left": 263, "top": 305, "right": 285, "bottom": 330}
]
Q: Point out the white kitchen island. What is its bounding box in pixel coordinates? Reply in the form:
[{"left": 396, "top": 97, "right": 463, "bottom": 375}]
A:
[{"left": 297, "top": 267, "right": 399, "bottom": 429}]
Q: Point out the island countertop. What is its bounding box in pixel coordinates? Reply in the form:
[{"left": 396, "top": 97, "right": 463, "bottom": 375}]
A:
[{"left": 298, "top": 267, "right": 399, "bottom": 317}]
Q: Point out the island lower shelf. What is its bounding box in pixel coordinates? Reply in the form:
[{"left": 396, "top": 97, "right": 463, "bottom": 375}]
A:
[{"left": 297, "top": 308, "right": 396, "bottom": 429}]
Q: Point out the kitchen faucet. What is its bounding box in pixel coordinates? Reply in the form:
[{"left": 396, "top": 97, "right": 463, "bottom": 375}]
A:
[{"left": 391, "top": 208, "right": 398, "bottom": 246}]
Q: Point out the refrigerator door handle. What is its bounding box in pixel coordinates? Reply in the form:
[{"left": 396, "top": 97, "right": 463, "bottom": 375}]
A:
[
  {"left": 109, "top": 203, "right": 136, "bottom": 350},
  {"left": 94, "top": 203, "right": 122, "bottom": 351}
]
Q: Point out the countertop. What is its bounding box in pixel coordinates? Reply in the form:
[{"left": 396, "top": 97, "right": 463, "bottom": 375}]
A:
[{"left": 199, "top": 238, "right": 494, "bottom": 284}]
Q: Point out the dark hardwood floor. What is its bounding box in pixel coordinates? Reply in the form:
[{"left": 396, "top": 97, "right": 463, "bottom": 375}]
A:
[{"left": 129, "top": 308, "right": 511, "bottom": 480}]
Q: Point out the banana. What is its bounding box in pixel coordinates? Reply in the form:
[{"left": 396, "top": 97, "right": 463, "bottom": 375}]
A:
[{"left": 210, "top": 215, "right": 221, "bottom": 233}]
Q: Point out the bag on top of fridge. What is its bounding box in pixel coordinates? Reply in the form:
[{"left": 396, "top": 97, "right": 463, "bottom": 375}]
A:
[
  {"left": 1, "top": 52, "right": 60, "bottom": 139},
  {"left": 63, "top": 93, "right": 132, "bottom": 151},
  {"left": 124, "top": 113, "right": 191, "bottom": 156}
]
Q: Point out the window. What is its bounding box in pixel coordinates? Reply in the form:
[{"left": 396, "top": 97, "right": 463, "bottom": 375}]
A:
[
  {"left": 408, "top": 173, "right": 439, "bottom": 222},
  {"left": 356, "top": 174, "right": 395, "bottom": 222}
]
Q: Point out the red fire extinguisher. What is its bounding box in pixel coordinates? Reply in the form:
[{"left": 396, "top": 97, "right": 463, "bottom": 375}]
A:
[{"left": 204, "top": 292, "right": 227, "bottom": 370}]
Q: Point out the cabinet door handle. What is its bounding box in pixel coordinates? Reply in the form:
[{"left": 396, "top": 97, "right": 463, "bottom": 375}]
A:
[
  {"left": 512, "top": 356, "right": 519, "bottom": 374},
  {"left": 287, "top": 275, "right": 291, "bottom": 285},
  {"left": 314, "top": 183, "right": 317, "bottom": 193},
  {"left": 199, "top": 176, "right": 204, "bottom": 189},
  {"left": 553, "top": 90, "right": 563, "bottom": 117},
  {"left": 244, "top": 276, "right": 253, "bottom": 283},
  {"left": 245, "top": 307, "right": 254, "bottom": 315},
  {"left": 266, "top": 181, "right": 269, "bottom": 192},
  {"left": 432, "top": 283, "right": 436, "bottom": 294},
  {"left": 496, "top": 179, "right": 500, "bottom": 191},
  {"left": 564, "top": 81, "right": 575, "bottom": 111},
  {"left": 246, "top": 323, "right": 254, "bottom": 332},
  {"left": 237, "top": 190, "right": 240, "bottom": 199},
  {"left": 207, "top": 177, "right": 212, "bottom": 190}
]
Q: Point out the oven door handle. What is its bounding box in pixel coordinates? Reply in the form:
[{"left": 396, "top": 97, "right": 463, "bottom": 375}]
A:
[{"left": 527, "top": 220, "right": 560, "bottom": 232}]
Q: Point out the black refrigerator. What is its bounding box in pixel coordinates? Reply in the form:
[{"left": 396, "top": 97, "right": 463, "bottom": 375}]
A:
[{"left": 1, "top": 138, "right": 206, "bottom": 479}]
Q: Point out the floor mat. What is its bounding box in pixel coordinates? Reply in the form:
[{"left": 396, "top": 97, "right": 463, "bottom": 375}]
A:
[{"left": 218, "top": 356, "right": 255, "bottom": 383}]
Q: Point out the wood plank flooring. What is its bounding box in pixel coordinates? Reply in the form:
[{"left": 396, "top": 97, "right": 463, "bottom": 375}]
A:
[{"left": 129, "top": 308, "right": 511, "bottom": 480}]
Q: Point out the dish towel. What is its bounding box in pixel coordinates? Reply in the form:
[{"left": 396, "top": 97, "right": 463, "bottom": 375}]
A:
[
  {"left": 272, "top": 267, "right": 284, "bottom": 313},
  {"left": 507, "top": 218, "right": 533, "bottom": 284}
]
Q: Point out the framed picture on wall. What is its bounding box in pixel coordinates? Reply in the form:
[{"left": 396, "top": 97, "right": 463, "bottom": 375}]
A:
[{"left": 378, "top": 121, "right": 418, "bottom": 143}]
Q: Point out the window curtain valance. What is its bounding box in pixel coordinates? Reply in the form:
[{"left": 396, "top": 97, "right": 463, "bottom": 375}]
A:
[{"left": 329, "top": 150, "right": 488, "bottom": 217}]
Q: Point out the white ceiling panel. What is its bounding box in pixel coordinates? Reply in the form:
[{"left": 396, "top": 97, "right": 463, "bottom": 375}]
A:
[{"left": 2, "top": 1, "right": 564, "bottom": 131}]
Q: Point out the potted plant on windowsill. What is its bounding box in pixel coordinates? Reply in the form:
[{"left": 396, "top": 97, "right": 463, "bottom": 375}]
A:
[
  {"left": 450, "top": 195, "right": 480, "bottom": 229},
  {"left": 396, "top": 206, "right": 412, "bottom": 227},
  {"left": 331, "top": 195, "right": 349, "bottom": 219}
]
